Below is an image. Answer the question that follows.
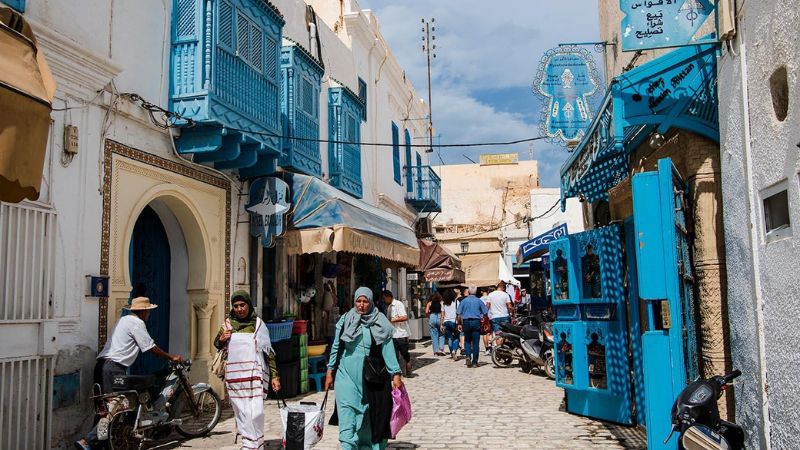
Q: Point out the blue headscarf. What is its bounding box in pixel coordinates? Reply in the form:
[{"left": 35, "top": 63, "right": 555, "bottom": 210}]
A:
[{"left": 339, "top": 286, "right": 395, "bottom": 345}]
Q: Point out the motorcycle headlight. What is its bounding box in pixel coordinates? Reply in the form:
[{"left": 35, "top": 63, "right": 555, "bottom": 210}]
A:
[{"left": 687, "top": 384, "right": 713, "bottom": 404}]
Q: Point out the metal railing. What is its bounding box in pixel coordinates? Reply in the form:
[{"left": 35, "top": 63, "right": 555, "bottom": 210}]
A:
[{"left": 404, "top": 165, "right": 441, "bottom": 211}]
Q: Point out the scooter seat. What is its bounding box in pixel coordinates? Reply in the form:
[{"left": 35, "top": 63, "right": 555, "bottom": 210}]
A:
[
  {"left": 501, "top": 323, "right": 523, "bottom": 335},
  {"left": 111, "top": 374, "right": 155, "bottom": 392}
]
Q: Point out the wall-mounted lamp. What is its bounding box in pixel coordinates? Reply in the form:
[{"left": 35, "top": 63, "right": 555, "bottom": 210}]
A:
[{"left": 649, "top": 132, "right": 666, "bottom": 149}]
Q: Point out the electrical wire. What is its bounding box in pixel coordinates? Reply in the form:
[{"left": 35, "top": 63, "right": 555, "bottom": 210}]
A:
[{"left": 456, "top": 198, "right": 561, "bottom": 239}]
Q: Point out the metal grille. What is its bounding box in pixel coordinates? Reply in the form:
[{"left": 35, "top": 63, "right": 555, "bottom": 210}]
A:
[
  {"left": 301, "top": 78, "right": 314, "bottom": 115},
  {"left": 0, "top": 202, "right": 55, "bottom": 321},
  {"left": 176, "top": 0, "right": 196, "bottom": 37},
  {"left": 217, "top": 1, "right": 233, "bottom": 48},
  {"left": 0, "top": 356, "right": 54, "bottom": 450}
]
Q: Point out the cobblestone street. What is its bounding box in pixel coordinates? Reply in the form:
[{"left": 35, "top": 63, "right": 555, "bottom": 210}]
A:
[{"left": 171, "top": 345, "right": 645, "bottom": 450}]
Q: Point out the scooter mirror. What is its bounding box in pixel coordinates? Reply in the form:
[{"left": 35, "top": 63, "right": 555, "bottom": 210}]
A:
[{"left": 682, "top": 424, "right": 731, "bottom": 450}]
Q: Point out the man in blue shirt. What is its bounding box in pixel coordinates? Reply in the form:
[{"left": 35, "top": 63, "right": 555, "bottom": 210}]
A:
[{"left": 457, "top": 285, "right": 489, "bottom": 368}]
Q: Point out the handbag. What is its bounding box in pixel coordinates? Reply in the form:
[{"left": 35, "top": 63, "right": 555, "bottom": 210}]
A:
[
  {"left": 363, "top": 332, "right": 389, "bottom": 385},
  {"left": 480, "top": 315, "right": 492, "bottom": 335},
  {"left": 211, "top": 319, "right": 232, "bottom": 380}
]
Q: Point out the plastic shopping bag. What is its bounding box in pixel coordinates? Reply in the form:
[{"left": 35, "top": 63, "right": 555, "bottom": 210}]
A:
[
  {"left": 390, "top": 385, "right": 412, "bottom": 439},
  {"left": 279, "top": 391, "right": 328, "bottom": 450}
]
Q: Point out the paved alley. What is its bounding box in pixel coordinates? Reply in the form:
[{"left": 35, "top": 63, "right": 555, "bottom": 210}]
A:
[{"left": 171, "top": 346, "right": 645, "bottom": 450}]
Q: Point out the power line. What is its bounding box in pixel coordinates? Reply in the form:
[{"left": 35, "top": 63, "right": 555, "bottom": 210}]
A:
[{"left": 457, "top": 198, "right": 561, "bottom": 239}]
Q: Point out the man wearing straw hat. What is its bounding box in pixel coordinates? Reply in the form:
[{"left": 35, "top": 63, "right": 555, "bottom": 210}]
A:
[{"left": 75, "top": 296, "right": 182, "bottom": 450}]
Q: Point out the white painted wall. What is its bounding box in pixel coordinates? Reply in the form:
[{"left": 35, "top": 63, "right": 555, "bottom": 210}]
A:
[{"left": 717, "top": 2, "right": 800, "bottom": 448}]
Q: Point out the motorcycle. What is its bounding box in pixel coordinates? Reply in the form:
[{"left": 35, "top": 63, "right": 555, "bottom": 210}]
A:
[
  {"left": 91, "top": 360, "right": 222, "bottom": 450},
  {"left": 491, "top": 313, "right": 555, "bottom": 379},
  {"left": 667, "top": 369, "right": 744, "bottom": 450}
]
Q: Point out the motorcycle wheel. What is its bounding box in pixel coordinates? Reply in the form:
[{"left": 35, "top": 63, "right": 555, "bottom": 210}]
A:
[
  {"left": 108, "top": 411, "right": 139, "bottom": 450},
  {"left": 174, "top": 388, "right": 222, "bottom": 438},
  {"left": 491, "top": 343, "right": 514, "bottom": 368},
  {"left": 543, "top": 350, "right": 555, "bottom": 380}
]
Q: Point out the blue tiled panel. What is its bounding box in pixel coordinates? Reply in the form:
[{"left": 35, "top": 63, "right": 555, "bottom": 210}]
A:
[
  {"left": 328, "top": 86, "right": 363, "bottom": 198},
  {"left": 169, "top": 0, "right": 285, "bottom": 176},
  {"left": 279, "top": 44, "right": 324, "bottom": 176}
]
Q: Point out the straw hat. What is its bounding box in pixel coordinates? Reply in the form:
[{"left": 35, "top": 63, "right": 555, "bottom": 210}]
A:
[{"left": 124, "top": 297, "right": 158, "bottom": 311}]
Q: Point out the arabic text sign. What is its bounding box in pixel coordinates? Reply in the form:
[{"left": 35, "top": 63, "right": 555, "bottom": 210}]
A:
[
  {"left": 247, "top": 177, "right": 290, "bottom": 248},
  {"left": 535, "top": 48, "right": 599, "bottom": 146},
  {"left": 480, "top": 153, "right": 519, "bottom": 166},
  {"left": 621, "top": 0, "right": 716, "bottom": 51}
]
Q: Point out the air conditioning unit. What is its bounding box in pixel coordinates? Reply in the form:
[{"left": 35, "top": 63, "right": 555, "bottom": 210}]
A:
[{"left": 415, "top": 217, "right": 433, "bottom": 237}]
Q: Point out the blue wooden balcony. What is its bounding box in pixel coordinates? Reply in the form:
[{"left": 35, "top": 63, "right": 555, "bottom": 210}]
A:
[
  {"left": 328, "top": 86, "right": 363, "bottom": 198},
  {"left": 169, "top": 0, "right": 285, "bottom": 177},
  {"left": 279, "top": 42, "right": 324, "bottom": 177},
  {"left": 404, "top": 165, "right": 442, "bottom": 213}
]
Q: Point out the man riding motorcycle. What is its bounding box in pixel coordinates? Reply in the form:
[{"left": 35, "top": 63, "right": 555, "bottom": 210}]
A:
[{"left": 75, "top": 296, "right": 183, "bottom": 450}]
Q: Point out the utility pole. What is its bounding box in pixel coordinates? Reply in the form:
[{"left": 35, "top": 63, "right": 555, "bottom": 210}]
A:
[{"left": 421, "top": 18, "right": 436, "bottom": 153}]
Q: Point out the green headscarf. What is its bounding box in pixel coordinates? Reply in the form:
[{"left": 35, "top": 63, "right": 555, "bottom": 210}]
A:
[
  {"left": 229, "top": 290, "right": 257, "bottom": 332},
  {"left": 340, "top": 286, "right": 395, "bottom": 345}
]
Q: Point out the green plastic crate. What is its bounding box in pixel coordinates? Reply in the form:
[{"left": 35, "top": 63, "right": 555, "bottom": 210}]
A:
[{"left": 300, "top": 379, "right": 309, "bottom": 394}]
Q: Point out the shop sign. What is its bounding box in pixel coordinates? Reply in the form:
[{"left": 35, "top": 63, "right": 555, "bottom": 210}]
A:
[
  {"left": 533, "top": 47, "right": 601, "bottom": 148},
  {"left": 246, "top": 177, "right": 290, "bottom": 248},
  {"left": 407, "top": 272, "right": 419, "bottom": 281},
  {"left": 520, "top": 224, "right": 569, "bottom": 261},
  {"left": 620, "top": 0, "right": 717, "bottom": 51},
  {"left": 479, "top": 153, "right": 518, "bottom": 166}
]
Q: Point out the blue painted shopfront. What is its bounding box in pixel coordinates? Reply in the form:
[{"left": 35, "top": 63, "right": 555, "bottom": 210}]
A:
[{"left": 552, "top": 43, "right": 718, "bottom": 450}]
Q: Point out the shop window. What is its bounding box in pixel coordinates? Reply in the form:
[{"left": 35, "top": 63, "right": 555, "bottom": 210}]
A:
[
  {"left": 769, "top": 66, "right": 789, "bottom": 122},
  {"left": 581, "top": 244, "right": 601, "bottom": 298},
  {"left": 557, "top": 332, "right": 573, "bottom": 385},
  {"left": 587, "top": 332, "right": 607, "bottom": 389},
  {"left": 763, "top": 182, "right": 792, "bottom": 242},
  {"left": 553, "top": 249, "right": 569, "bottom": 299}
]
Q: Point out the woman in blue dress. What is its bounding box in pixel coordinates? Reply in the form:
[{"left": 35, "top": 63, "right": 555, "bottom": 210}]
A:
[{"left": 324, "top": 287, "right": 404, "bottom": 449}]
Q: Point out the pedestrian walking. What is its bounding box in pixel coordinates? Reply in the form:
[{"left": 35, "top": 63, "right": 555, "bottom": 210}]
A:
[
  {"left": 487, "top": 281, "right": 514, "bottom": 344},
  {"left": 382, "top": 290, "right": 413, "bottom": 376},
  {"left": 479, "top": 288, "right": 493, "bottom": 355},
  {"left": 440, "top": 290, "right": 460, "bottom": 359},
  {"left": 213, "top": 291, "right": 280, "bottom": 450},
  {"left": 456, "top": 285, "right": 488, "bottom": 368},
  {"left": 74, "top": 296, "right": 183, "bottom": 450},
  {"left": 425, "top": 292, "right": 445, "bottom": 356},
  {"left": 324, "top": 287, "right": 404, "bottom": 450},
  {"left": 456, "top": 287, "right": 468, "bottom": 355}
]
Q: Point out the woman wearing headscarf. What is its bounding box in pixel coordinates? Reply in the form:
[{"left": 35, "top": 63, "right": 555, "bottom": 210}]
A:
[
  {"left": 324, "top": 287, "right": 404, "bottom": 449},
  {"left": 213, "top": 290, "right": 280, "bottom": 450}
]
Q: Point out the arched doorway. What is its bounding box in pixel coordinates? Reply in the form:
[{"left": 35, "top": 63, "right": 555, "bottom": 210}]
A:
[{"left": 128, "top": 205, "right": 172, "bottom": 374}]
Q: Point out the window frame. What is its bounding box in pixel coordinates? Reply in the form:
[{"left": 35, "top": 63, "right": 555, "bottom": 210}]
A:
[{"left": 392, "top": 122, "right": 401, "bottom": 184}]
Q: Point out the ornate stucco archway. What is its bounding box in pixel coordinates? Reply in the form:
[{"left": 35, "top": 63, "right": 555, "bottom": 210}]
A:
[{"left": 100, "top": 140, "right": 230, "bottom": 386}]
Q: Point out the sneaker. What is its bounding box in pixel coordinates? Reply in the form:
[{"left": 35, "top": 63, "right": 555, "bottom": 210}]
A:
[
  {"left": 74, "top": 440, "right": 91, "bottom": 450},
  {"left": 485, "top": 349, "right": 491, "bottom": 356},
  {"left": 451, "top": 351, "right": 456, "bottom": 360},
  {"left": 466, "top": 361, "right": 472, "bottom": 368}
]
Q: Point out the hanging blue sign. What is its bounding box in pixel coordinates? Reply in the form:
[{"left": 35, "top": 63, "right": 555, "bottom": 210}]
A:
[
  {"left": 534, "top": 47, "right": 600, "bottom": 147},
  {"left": 620, "top": 0, "right": 717, "bottom": 51},
  {"left": 246, "top": 177, "right": 290, "bottom": 248},
  {"left": 519, "top": 224, "right": 569, "bottom": 261}
]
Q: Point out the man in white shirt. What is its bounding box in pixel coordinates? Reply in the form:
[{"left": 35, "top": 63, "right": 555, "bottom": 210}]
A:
[
  {"left": 382, "top": 290, "right": 413, "bottom": 376},
  {"left": 486, "top": 281, "right": 515, "bottom": 346},
  {"left": 76, "top": 297, "right": 182, "bottom": 450}
]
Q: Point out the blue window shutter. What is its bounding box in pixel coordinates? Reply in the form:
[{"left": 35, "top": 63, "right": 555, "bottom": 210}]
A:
[
  {"left": 250, "top": 26, "right": 263, "bottom": 72},
  {"left": 392, "top": 123, "right": 401, "bottom": 184},
  {"left": 358, "top": 78, "right": 367, "bottom": 121},
  {"left": 236, "top": 12, "right": 250, "bottom": 61},
  {"left": 404, "top": 130, "right": 413, "bottom": 192},
  {"left": 217, "top": 1, "right": 234, "bottom": 48}
]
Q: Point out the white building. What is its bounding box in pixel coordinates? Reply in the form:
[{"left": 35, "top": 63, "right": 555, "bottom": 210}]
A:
[
  {"left": 717, "top": 1, "right": 800, "bottom": 448},
  {"left": 0, "top": 0, "right": 432, "bottom": 447}
]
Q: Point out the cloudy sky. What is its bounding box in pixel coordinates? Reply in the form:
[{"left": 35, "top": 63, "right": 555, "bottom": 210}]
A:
[{"left": 357, "top": 0, "right": 602, "bottom": 187}]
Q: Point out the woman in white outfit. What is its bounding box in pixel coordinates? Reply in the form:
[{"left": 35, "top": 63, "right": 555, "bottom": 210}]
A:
[{"left": 214, "top": 291, "right": 280, "bottom": 450}]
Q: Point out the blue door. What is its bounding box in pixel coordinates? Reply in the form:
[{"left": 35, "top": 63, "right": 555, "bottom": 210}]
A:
[
  {"left": 549, "top": 225, "right": 634, "bottom": 425},
  {"left": 128, "top": 206, "right": 171, "bottom": 375},
  {"left": 632, "top": 158, "right": 699, "bottom": 450}
]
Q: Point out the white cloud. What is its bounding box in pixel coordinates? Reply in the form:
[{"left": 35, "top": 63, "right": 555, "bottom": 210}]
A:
[{"left": 359, "top": 0, "right": 602, "bottom": 187}]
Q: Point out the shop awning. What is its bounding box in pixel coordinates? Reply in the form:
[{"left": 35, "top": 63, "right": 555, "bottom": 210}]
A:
[
  {"left": 417, "top": 239, "right": 465, "bottom": 283},
  {"left": 560, "top": 42, "right": 718, "bottom": 209},
  {"left": 461, "top": 253, "right": 520, "bottom": 288},
  {"left": 517, "top": 224, "right": 569, "bottom": 263},
  {"left": 0, "top": 7, "right": 56, "bottom": 203},
  {"left": 282, "top": 173, "right": 420, "bottom": 266}
]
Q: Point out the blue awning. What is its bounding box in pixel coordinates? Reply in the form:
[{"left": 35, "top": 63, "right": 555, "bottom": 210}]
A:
[
  {"left": 560, "top": 42, "right": 718, "bottom": 209},
  {"left": 517, "top": 224, "right": 569, "bottom": 262},
  {"left": 281, "top": 173, "right": 420, "bottom": 265}
]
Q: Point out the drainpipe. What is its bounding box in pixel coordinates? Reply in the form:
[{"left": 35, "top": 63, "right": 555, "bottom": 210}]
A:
[{"left": 737, "top": 26, "right": 771, "bottom": 450}]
